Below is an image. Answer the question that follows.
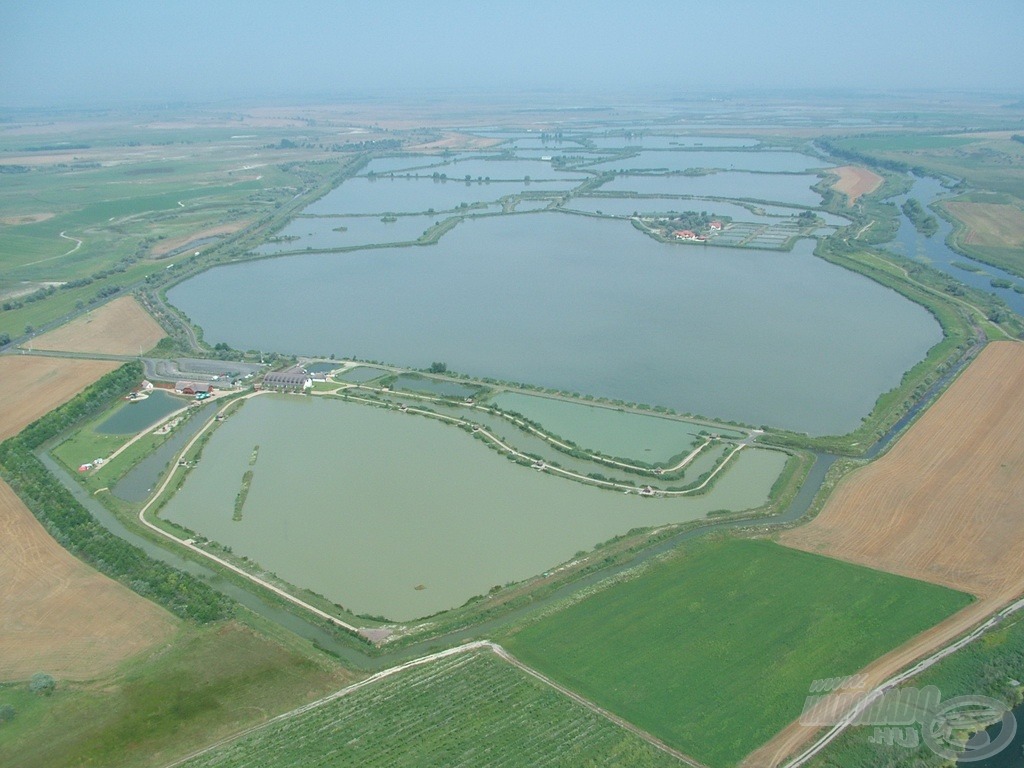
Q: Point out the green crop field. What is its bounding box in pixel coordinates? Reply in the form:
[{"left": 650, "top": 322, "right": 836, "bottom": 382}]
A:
[
  {"left": 504, "top": 538, "right": 972, "bottom": 768},
  {"left": 178, "top": 649, "right": 681, "bottom": 768}
]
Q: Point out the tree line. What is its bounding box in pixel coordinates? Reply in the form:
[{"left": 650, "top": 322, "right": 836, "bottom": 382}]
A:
[{"left": 0, "top": 362, "right": 232, "bottom": 623}]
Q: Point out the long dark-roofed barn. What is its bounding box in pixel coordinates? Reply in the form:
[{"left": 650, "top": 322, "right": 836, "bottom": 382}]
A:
[{"left": 261, "top": 367, "right": 312, "bottom": 391}]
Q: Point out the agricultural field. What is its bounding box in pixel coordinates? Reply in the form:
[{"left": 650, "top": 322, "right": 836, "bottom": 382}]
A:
[
  {"left": 0, "top": 478, "right": 177, "bottom": 681},
  {"left": 0, "top": 117, "right": 356, "bottom": 340},
  {"left": 178, "top": 648, "right": 682, "bottom": 768},
  {"left": 0, "top": 621, "right": 357, "bottom": 768},
  {"left": 943, "top": 201, "right": 1024, "bottom": 249},
  {"left": 781, "top": 341, "right": 1024, "bottom": 600},
  {"left": 0, "top": 354, "right": 177, "bottom": 681},
  {"left": 30, "top": 295, "right": 166, "bottom": 355},
  {"left": 0, "top": 355, "right": 118, "bottom": 441},
  {"left": 828, "top": 165, "right": 883, "bottom": 205},
  {"left": 503, "top": 537, "right": 970, "bottom": 768}
]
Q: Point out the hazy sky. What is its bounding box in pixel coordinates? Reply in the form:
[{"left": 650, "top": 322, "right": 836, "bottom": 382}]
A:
[{"left": 2, "top": 0, "right": 1022, "bottom": 108}]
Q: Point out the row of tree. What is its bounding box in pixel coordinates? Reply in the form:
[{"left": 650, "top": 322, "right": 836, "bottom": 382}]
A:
[{"left": 0, "top": 363, "right": 232, "bottom": 623}]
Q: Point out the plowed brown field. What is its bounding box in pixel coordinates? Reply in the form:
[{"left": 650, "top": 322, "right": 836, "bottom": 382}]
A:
[
  {"left": 0, "top": 355, "right": 176, "bottom": 681},
  {"left": 31, "top": 295, "right": 165, "bottom": 355},
  {"left": 748, "top": 342, "right": 1024, "bottom": 767},
  {"left": 0, "top": 481, "right": 177, "bottom": 681},
  {"left": 830, "top": 165, "right": 883, "bottom": 205},
  {"left": 782, "top": 341, "right": 1024, "bottom": 597},
  {"left": 0, "top": 356, "right": 118, "bottom": 441}
]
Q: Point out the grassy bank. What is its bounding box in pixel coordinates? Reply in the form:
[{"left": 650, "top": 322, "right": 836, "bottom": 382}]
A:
[{"left": 0, "top": 620, "right": 355, "bottom": 768}]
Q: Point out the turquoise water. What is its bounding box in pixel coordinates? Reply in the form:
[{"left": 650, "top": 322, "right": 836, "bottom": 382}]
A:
[
  {"left": 489, "top": 392, "right": 741, "bottom": 463},
  {"left": 337, "top": 365, "right": 388, "bottom": 382},
  {"left": 169, "top": 213, "right": 940, "bottom": 435},
  {"left": 160, "top": 395, "right": 787, "bottom": 621},
  {"left": 95, "top": 390, "right": 187, "bottom": 435},
  {"left": 391, "top": 374, "right": 481, "bottom": 398}
]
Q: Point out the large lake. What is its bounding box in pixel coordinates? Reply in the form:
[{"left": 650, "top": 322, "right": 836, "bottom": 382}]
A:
[
  {"left": 169, "top": 213, "right": 940, "bottom": 435},
  {"left": 161, "top": 395, "right": 786, "bottom": 621}
]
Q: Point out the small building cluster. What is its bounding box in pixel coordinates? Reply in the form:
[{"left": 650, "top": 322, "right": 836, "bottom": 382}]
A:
[
  {"left": 175, "top": 381, "right": 215, "bottom": 396},
  {"left": 77, "top": 457, "right": 106, "bottom": 473},
  {"left": 672, "top": 221, "right": 722, "bottom": 242},
  {"left": 260, "top": 366, "right": 312, "bottom": 391}
]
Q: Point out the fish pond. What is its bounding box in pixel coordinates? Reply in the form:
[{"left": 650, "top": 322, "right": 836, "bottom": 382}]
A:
[
  {"left": 488, "top": 391, "right": 742, "bottom": 464},
  {"left": 160, "top": 395, "right": 787, "bottom": 621},
  {"left": 95, "top": 390, "right": 187, "bottom": 434},
  {"left": 170, "top": 213, "right": 941, "bottom": 435}
]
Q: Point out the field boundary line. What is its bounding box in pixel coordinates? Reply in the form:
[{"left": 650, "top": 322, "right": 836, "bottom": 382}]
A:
[
  {"left": 159, "top": 640, "right": 494, "bottom": 768},
  {"left": 490, "top": 642, "right": 709, "bottom": 767},
  {"left": 159, "top": 639, "right": 705, "bottom": 768},
  {"left": 781, "top": 593, "right": 1024, "bottom": 767}
]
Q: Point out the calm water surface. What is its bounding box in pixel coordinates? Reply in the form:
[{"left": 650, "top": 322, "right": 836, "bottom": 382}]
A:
[
  {"left": 170, "top": 213, "right": 940, "bottom": 435},
  {"left": 489, "top": 392, "right": 742, "bottom": 463},
  {"left": 95, "top": 390, "right": 187, "bottom": 434},
  {"left": 161, "top": 396, "right": 786, "bottom": 621}
]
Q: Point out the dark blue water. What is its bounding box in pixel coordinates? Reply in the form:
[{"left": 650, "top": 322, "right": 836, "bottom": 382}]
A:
[{"left": 959, "top": 701, "right": 1024, "bottom": 767}]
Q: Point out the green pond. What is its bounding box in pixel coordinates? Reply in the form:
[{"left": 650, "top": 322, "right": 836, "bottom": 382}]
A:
[
  {"left": 337, "top": 365, "right": 388, "bottom": 383},
  {"left": 391, "top": 374, "right": 481, "bottom": 398},
  {"left": 169, "top": 213, "right": 941, "bottom": 435},
  {"left": 95, "top": 390, "right": 187, "bottom": 434},
  {"left": 160, "top": 396, "right": 787, "bottom": 622},
  {"left": 489, "top": 392, "right": 742, "bottom": 464}
]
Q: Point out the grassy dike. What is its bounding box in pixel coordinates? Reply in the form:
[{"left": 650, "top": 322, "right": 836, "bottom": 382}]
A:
[{"left": 761, "top": 234, "right": 1019, "bottom": 456}]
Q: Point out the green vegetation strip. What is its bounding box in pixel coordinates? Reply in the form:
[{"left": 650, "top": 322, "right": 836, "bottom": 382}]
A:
[
  {"left": 178, "top": 649, "right": 680, "bottom": 768},
  {"left": 901, "top": 198, "right": 939, "bottom": 237},
  {"left": 0, "top": 362, "right": 231, "bottom": 623},
  {"left": 504, "top": 538, "right": 971, "bottom": 768}
]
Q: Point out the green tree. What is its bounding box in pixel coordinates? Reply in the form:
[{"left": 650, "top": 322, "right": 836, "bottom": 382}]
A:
[
  {"left": 29, "top": 672, "right": 55, "bottom": 695},
  {"left": 0, "top": 703, "right": 15, "bottom": 723}
]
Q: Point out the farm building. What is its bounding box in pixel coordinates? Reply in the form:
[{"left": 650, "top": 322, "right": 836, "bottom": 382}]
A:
[
  {"left": 262, "top": 368, "right": 312, "bottom": 391},
  {"left": 175, "top": 381, "right": 214, "bottom": 395}
]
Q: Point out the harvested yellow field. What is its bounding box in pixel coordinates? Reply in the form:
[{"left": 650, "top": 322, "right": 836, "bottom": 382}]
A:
[
  {"left": 31, "top": 295, "right": 165, "bottom": 355},
  {"left": 0, "top": 480, "right": 177, "bottom": 681},
  {"left": 944, "top": 201, "right": 1024, "bottom": 248},
  {"left": 0, "top": 356, "right": 119, "bottom": 441},
  {"left": 829, "top": 165, "right": 883, "bottom": 205}
]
